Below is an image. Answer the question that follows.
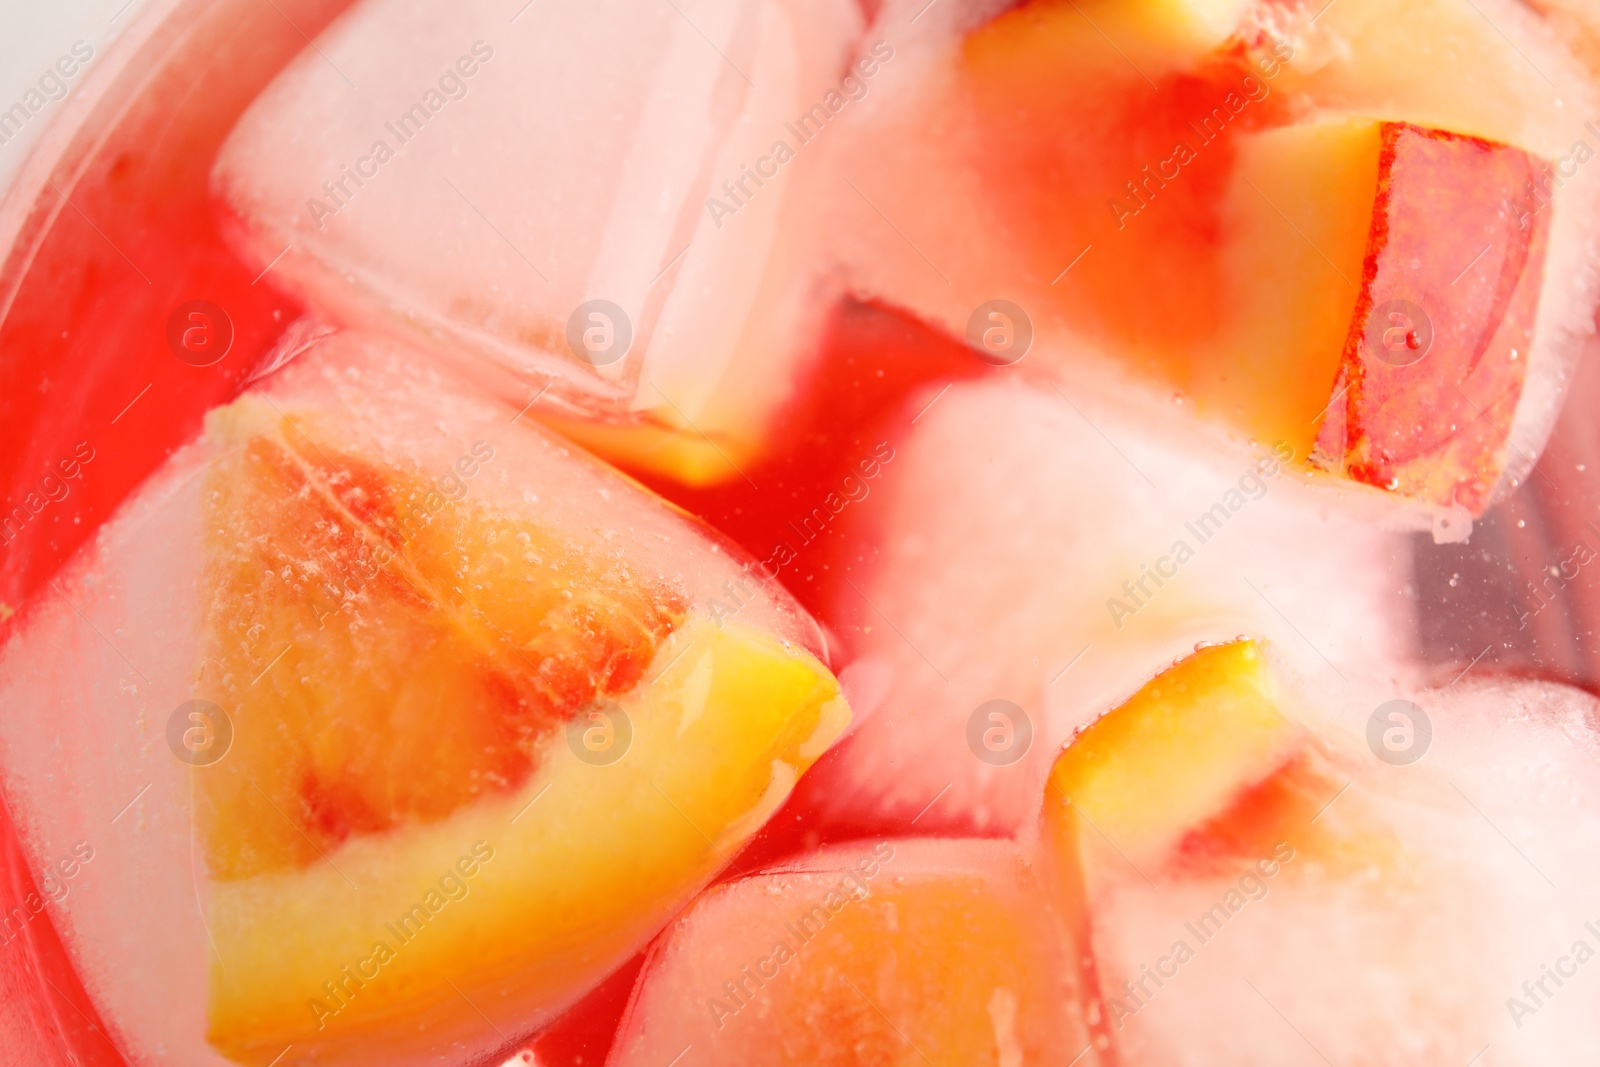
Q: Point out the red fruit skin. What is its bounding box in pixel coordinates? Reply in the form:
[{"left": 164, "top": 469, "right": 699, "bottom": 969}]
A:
[
  {"left": 1313, "top": 123, "right": 1549, "bottom": 514},
  {"left": 0, "top": 0, "right": 355, "bottom": 1061}
]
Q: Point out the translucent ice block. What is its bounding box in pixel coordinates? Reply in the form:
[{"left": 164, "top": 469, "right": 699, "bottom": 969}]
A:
[
  {"left": 0, "top": 329, "right": 850, "bottom": 1066},
  {"left": 804, "top": 376, "right": 1412, "bottom": 834},
  {"left": 816, "top": 0, "right": 1599, "bottom": 514},
  {"left": 213, "top": 0, "right": 862, "bottom": 486},
  {"left": 1044, "top": 642, "right": 1600, "bottom": 1065},
  {"left": 609, "top": 837, "right": 1097, "bottom": 1067}
]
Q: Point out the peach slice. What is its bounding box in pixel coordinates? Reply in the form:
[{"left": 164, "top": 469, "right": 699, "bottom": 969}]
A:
[
  {"left": 1045, "top": 642, "right": 1312, "bottom": 873},
  {"left": 966, "top": 18, "right": 1550, "bottom": 513},
  {"left": 608, "top": 839, "right": 1096, "bottom": 1067},
  {"left": 1039, "top": 652, "right": 1600, "bottom": 1061},
  {"left": 1304, "top": 124, "right": 1547, "bottom": 511},
  {"left": 0, "top": 330, "right": 849, "bottom": 1067},
  {"left": 1042, "top": 640, "right": 1381, "bottom": 889},
  {"left": 198, "top": 399, "right": 687, "bottom": 879},
  {"left": 196, "top": 398, "right": 678, "bottom": 876},
  {"left": 195, "top": 395, "right": 849, "bottom": 1063},
  {"left": 1037, "top": 644, "right": 1348, "bottom": 1058},
  {"left": 208, "top": 615, "right": 846, "bottom": 1065},
  {"left": 1215, "top": 119, "right": 1548, "bottom": 512},
  {"left": 825, "top": 0, "right": 1595, "bottom": 513}
]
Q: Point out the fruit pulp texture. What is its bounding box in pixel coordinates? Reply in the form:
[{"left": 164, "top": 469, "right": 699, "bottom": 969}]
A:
[
  {"left": 960, "top": 2, "right": 1547, "bottom": 510},
  {"left": 199, "top": 397, "right": 686, "bottom": 879},
  {"left": 609, "top": 842, "right": 1091, "bottom": 1067},
  {"left": 193, "top": 385, "right": 850, "bottom": 1061},
  {"left": 1047, "top": 642, "right": 1347, "bottom": 878},
  {"left": 960, "top": 3, "right": 1290, "bottom": 358}
]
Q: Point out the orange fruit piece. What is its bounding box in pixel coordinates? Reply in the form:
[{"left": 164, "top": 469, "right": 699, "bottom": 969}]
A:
[
  {"left": 835, "top": 0, "right": 1580, "bottom": 514},
  {"left": 195, "top": 395, "right": 850, "bottom": 1064},
  {"left": 969, "top": 4, "right": 1548, "bottom": 512},
  {"left": 1042, "top": 640, "right": 1379, "bottom": 890},
  {"left": 1045, "top": 641, "right": 1309, "bottom": 874},
  {"left": 609, "top": 839, "right": 1097, "bottom": 1067},
  {"left": 199, "top": 400, "right": 686, "bottom": 879}
]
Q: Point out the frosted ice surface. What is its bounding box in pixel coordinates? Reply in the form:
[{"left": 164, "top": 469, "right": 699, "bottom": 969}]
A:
[
  {"left": 817, "top": 0, "right": 1600, "bottom": 508},
  {"left": 609, "top": 837, "right": 1089, "bottom": 1067},
  {"left": 0, "top": 329, "right": 824, "bottom": 1067},
  {"left": 810, "top": 377, "right": 1415, "bottom": 834},
  {"left": 1092, "top": 677, "right": 1600, "bottom": 1065},
  {"left": 214, "top": 0, "right": 860, "bottom": 455}
]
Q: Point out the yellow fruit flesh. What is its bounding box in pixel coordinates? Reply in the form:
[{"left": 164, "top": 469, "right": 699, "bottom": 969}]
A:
[
  {"left": 207, "top": 616, "right": 849, "bottom": 1063},
  {"left": 1275, "top": 0, "right": 1580, "bottom": 160},
  {"left": 198, "top": 397, "right": 688, "bottom": 880},
  {"left": 538, "top": 411, "right": 754, "bottom": 488},
  {"left": 1209, "top": 119, "right": 1382, "bottom": 458},
  {"left": 1046, "top": 642, "right": 1302, "bottom": 867},
  {"left": 1078, "top": 0, "right": 1251, "bottom": 62},
  {"left": 192, "top": 396, "right": 851, "bottom": 1062}
]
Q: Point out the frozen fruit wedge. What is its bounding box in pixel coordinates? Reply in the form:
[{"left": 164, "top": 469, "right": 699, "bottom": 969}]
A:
[
  {"left": 0, "top": 330, "right": 848, "bottom": 1067},
  {"left": 608, "top": 838, "right": 1097, "bottom": 1067},
  {"left": 820, "top": 0, "right": 1598, "bottom": 514},
  {"left": 1043, "top": 641, "right": 1366, "bottom": 884},
  {"left": 1045, "top": 642, "right": 1308, "bottom": 871},
  {"left": 213, "top": 0, "right": 862, "bottom": 486},
  {"left": 208, "top": 617, "right": 842, "bottom": 1065},
  {"left": 795, "top": 377, "right": 1408, "bottom": 835},
  {"left": 1039, "top": 647, "right": 1600, "bottom": 1063},
  {"left": 1215, "top": 119, "right": 1549, "bottom": 512},
  {"left": 197, "top": 397, "right": 688, "bottom": 879}
]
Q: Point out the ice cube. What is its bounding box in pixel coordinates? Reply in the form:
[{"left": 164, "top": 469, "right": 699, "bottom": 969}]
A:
[
  {"left": 0, "top": 328, "right": 848, "bottom": 1067},
  {"left": 1076, "top": 674, "right": 1600, "bottom": 1065},
  {"left": 800, "top": 376, "right": 1413, "bottom": 835},
  {"left": 815, "top": 0, "right": 1599, "bottom": 513},
  {"left": 213, "top": 0, "right": 861, "bottom": 486},
  {"left": 609, "top": 837, "right": 1097, "bottom": 1067}
]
